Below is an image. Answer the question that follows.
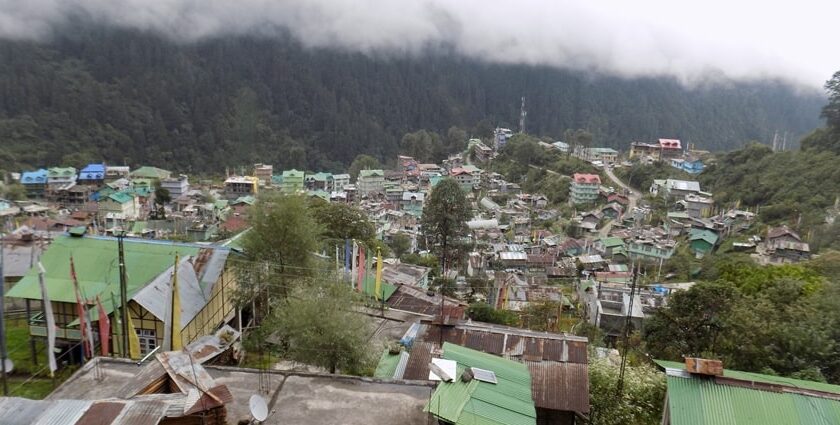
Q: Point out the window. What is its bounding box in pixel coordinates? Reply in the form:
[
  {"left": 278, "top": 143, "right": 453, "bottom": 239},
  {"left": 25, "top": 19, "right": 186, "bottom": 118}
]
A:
[{"left": 138, "top": 329, "right": 157, "bottom": 355}]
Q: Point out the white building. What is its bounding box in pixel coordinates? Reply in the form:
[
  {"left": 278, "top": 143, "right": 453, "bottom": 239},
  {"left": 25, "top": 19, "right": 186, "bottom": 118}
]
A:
[{"left": 160, "top": 174, "right": 190, "bottom": 199}]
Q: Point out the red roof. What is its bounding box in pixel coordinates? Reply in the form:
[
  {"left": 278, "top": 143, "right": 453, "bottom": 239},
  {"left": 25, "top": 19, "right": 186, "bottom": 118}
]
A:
[
  {"left": 658, "top": 138, "right": 682, "bottom": 149},
  {"left": 573, "top": 173, "right": 601, "bottom": 184},
  {"left": 449, "top": 167, "right": 472, "bottom": 176}
]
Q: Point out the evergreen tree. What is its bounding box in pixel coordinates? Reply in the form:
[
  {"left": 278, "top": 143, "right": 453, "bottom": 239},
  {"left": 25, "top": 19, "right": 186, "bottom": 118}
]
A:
[{"left": 421, "top": 178, "right": 471, "bottom": 272}]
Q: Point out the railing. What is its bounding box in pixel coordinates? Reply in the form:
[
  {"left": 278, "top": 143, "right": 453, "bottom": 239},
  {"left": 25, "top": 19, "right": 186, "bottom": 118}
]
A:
[{"left": 29, "top": 312, "right": 83, "bottom": 340}]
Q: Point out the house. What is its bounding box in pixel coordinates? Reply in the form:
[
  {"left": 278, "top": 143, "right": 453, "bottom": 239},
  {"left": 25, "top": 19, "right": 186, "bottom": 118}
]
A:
[
  {"left": 129, "top": 166, "right": 171, "bottom": 181},
  {"left": 280, "top": 169, "right": 305, "bottom": 194},
  {"left": 253, "top": 163, "right": 273, "bottom": 185},
  {"left": 159, "top": 174, "right": 189, "bottom": 199},
  {"left": 394, "top": 322, "right": 590, "bottom": 424},
  {"left": 449, "top": 168, "right": 476, "bottom": 191},
  {"left": 357, "top": 169, "right": 385, "bottom": 195},
  {"left": 658, "top": 138, "right": 682, "bottom": 158},
  {"left": 601, "top": 202, "right": 624, "bottom": 219},
  {"left": 680, "top": 158, "right": 705, "bottom": 174},
  {"left": 587, "top": 147, "right": 619, "bottom": 164},
  {"left": 6, "top": 234, "right": 238, "bottom": 358},
  {"left": 764, "top": 226, "right": 811, "bottom": 263},
  {"left": 77, "top": 163, "right": 106, "bottom": 186},
  {"left": 596, "top": 237, "right": 628, "bottom": 260},
  {"left": 657, "top": 358, "right": 840, "bottom": 425},
  {"left": 628, "top": 142, "right": 662, "bottom": 159},
  {"left": 401, "top": 192, "right": 424, "bottom": 217},
  {"left": 19, "top": 169, "right": 48, "bottom": 197},
  {"left": 494, "top": 127, "right": 514, "bottom": 150},
  {"left": 468, "top": 138, "right": 494, "bottom": 162},
  {"left": 689, "top": 228, "right": 719, "bottom": 256},
  {"left": 98, "top": 191, "right": 140, "bottom": 221},
  {"left": 54, "top": 185, "right": 92, "bottom": 207},
  {"left": 224, "top": 176, "right": 259, "bottom": 199},
  {"left": 684, "top": 193, "right": 714, "bottom": 218},
  {"left": 570, "top": 173, "right": 601, "bottom": 204},
  {"left": 425, "top": 343, "right": 537, "bottom": 425},
  {"left": 46, "top": 167, "right": 77, "bottom": 193},
  {"left": 627, "top": 239, "right": 675, "bottom": 260},
  {"left": 104, "top": 165, "right": 130, "bottom": 182},
  {"left": 330, "top": 173, "right": 350, "bottom": 191},
  {"left": 650, "top": 179, "right": 701, "bottom": 199},
  {"left": 305, "top": 171, "right": 332, "bottom": 191}
]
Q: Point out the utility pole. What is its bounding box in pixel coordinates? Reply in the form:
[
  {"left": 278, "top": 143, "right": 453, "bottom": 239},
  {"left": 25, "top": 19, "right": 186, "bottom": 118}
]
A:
[
  {"left": 0, "top": 229, "right": 8, "bottom": 395},
  {"left": 117, "top": 233, "right": 129, "bottom": 357}
]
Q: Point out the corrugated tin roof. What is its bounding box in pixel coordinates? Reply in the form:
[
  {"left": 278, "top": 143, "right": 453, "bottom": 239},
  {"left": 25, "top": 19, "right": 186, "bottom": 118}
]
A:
[
  {"left": 75, "top": 401, "right": 125, "bottom": 425},
  {"left": 426, "top": 343, "right": 536, "bottom": 425},
  {"left": 403, "top": 342, "right": 435, "bottom": 380},
  {"left": 32, "top": 399, "right": 92, "bottom": 425},
  {"left": 132, "top": 257, "right": 205, "bottom": 327},
  {"left": 112, "top": 400, "right": 168, "bottom": 425},
  {"left": 666, "top": 375, "right": 840, "bottom": 425},
  {"left": 6, "top": 235, "right": 201, "bottom": 303},
  {"left": 374, "top": 350, "right": 401, "bottom": 379},
  {"left": 0, "top": 397, "right": 47, "bottom": 425},
  {"left": 393, "top": 351, "right": 411, "bottom": 379},
  {"left": 525, "top": 362, "right": 589, "bottom": 414}
]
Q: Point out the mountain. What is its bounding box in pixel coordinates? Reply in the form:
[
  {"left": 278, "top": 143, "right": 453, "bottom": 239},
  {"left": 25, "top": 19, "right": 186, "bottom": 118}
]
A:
[{"left": 0, "top": 26, "right": 826, "bottom": 173}]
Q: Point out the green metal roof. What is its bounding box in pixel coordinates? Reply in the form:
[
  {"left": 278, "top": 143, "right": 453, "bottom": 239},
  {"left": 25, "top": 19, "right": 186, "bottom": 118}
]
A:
[
  {"left": 309, "top": 172, "right": 332, "bottom": 181},
  {"left": 282, "top": 169, "right": 304, "bottom": 178},
  {"left": 689, "top": 228, "right": 719, "bottom": 245},
  {"left": 359, "top": 169, "right": 384, "bottom": 178},
  {"left": 600, "top": 237, "right": 625, "bottom": 248},
  {"left": 48, "top": 167, "right": 77, "bottom": 177},
  {"left": 6, "top": 235, "right": 200, "bottom": 303},
  {"left": 665, "top": 374, "right": 840, "bottom": 425},
  {"left": 426, "top": 343, "right": 536, "bottom": 425},
  {"left": 374, "top": 349, "right": 401, "bottom": 379},
  {"left": 659, "top": 359, "right": 840, "bottom": 424},
  {"left": 129, "top": 166, "right": 171, "bottom": 179},
  {"left": 107, "top": 191, "right": 135, "bottom": 204},
  {"left": 656, "top": 360, "right": 840, "bottom": 395}
]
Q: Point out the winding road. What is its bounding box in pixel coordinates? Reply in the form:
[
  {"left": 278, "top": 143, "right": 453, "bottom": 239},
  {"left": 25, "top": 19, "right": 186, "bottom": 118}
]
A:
[{"left": 598, "top": 165, "right": 642, "bottom": 237}]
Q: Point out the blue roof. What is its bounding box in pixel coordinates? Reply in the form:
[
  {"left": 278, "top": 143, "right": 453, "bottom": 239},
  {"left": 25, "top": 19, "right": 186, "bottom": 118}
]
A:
[
  {"left": 79, "top": 163, "right": 106, "bottom": 180},
  {"left": 20, "top": 169, "right": 48, "bottom": 184}
]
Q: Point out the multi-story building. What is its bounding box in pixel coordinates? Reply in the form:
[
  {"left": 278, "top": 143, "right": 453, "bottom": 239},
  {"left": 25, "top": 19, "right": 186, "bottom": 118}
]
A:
[
  {"left": 98, "top": 191, "right": 140, "bottom": 220},
  {"left": 78, "top": 163, "right": 106, "bottom": 186},
  {"left": 330, "top": 173, "right": 350, "bottom": 192},
  {"left": 253, "top": 163, "right": 273, "bottom": 185},
  {"left": 684, "top": 193, "right": 714, "bottom": 218},
  {"left": 224, "top": 176, "right": 259, "bottom": 199},
  {"left": 305, "top": 172, "right": 332, "bottom": 191},
  {"left": 449, "top": 168, "right": 476, "bottom": 191},
  {"left": 280, "top": 169, "right": 305, "bottom": 194},
  {"left": 494, "top": 128, "right": 514, "bottom": 150},
  {"left": 650, "top": 179, "right": 702, "bottom": 199},
  {"left": 19, "top": 169, "right": 48, "bottom": 197},
  {"left": 46, "top": 167, "right": 77, "bottom": 192},
  {"left": 160, "top": 174, "right": 190, "bottom": 199},
  {"left": 357, "top": 169, "right": 385, "bottom": 195},
  {"left": 570, "top": 173, "right": 601, "bottom": 204},
  {"left": 627, "top": 239, "right": 676, "bottom": 261}
]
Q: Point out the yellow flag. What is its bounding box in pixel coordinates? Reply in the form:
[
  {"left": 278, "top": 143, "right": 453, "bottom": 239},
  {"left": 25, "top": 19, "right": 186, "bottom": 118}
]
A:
[
  {"left": 375, "top": 248, "right": 383, "bottom": 301},
  {"left": 171, "top": 254, "right": 183, "bottom": 351},
  {"left": 127, "top": 311, "right": 142, "bottom": 360}
]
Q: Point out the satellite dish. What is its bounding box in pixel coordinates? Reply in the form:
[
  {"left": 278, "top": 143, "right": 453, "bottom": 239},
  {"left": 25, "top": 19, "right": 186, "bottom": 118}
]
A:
[
  {"left": 249, "top": 394, "right": 268, "bottom": 422},
  {"left": 2, "top": 359, "right": 12, "bottom": 373}
]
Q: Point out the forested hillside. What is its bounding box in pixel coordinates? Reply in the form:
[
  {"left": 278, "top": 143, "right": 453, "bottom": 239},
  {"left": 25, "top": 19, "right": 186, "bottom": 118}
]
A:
[{"left": 0, "top": 26, "right": 824, "bottom": 172}]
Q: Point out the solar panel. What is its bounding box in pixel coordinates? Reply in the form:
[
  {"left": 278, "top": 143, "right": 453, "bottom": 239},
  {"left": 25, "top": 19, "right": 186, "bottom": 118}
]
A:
[{"left": 470, "top": 367, "right": 498, "bottom": 384}]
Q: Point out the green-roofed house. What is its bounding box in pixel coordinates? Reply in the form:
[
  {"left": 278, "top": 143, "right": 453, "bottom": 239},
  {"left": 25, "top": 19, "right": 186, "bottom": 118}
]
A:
[
  {"left": 280, "top": 169, "right": 305, "bottom": 194},
  {"left": 305, "top": 171, "right": 332, "bottom": 191},
  {"left": 5, "top": 235, "right": 239, "bottom": 359},
  {"left": 357, "top": 169, "right": 385, "bottom": 195},
  {"left": 46, "top": 167, "right": 77, "bottom": 193},
  {"left": 98, "top": 191, "right": 140, "bottom": 221},
  {"left": 657, "top": 358, "right": 840, "bottom": 425},
  {"left": 689, "top": 228, "right": 719, "bottom": 257},
  {"left": 596, "top": 237, "right": 628, "bottom": 260},
  {"left": 426, "top": 342, "right": 537, "bottom": 425},
  {"left": 129, "top": 166, "right": 172, "bottom": 181}
]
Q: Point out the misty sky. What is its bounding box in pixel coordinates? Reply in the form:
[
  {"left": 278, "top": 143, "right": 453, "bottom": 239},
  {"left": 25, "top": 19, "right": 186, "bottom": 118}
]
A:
[{"left": 1, "top": 0, "right": 837, "bottom": 88}]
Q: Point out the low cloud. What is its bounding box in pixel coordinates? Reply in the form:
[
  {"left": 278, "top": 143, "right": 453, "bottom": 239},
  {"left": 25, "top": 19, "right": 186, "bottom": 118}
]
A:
[{"left": 0, "top": 0, "right": 836, "bottom": 88}]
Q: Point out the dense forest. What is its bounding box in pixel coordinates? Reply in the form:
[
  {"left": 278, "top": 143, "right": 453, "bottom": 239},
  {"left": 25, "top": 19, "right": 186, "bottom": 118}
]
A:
[{"left": 0, "top": 25, "right": 825, "bottom": 173}]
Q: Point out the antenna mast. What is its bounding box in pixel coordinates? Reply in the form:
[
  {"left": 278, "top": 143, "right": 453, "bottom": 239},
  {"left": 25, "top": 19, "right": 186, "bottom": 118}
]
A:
[{"left": 519, "top": 97, "right": 527, "bottom": 134}]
